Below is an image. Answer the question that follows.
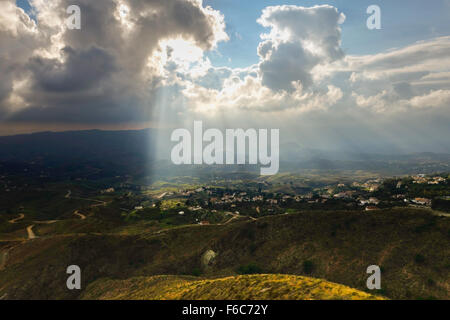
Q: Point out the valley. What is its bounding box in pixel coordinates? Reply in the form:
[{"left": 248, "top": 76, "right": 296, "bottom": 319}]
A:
[{"left": 0, "top": 132, "right": 448, "bottom": 300}]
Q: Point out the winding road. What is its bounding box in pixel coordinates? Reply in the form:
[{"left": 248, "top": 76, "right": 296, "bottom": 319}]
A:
[
  {"left": 73, "top": 210, "right": 86, "bottom": 220},
  {"left": 65, "top": 189, "right": 107, "bottom": 206},
  {"left": 8, "top": 214, "right": 24, "bottom": 224}
]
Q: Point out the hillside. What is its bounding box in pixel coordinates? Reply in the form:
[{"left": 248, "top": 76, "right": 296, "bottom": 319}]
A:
[
  {"left": 81, "top": 274, "right": 385, "bottom": 300},
  {"left": 0, "top": 208, "right": 448, "bottom": 300}
]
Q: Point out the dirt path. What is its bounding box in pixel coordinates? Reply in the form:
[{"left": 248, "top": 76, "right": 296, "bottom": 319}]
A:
[
  {"left": 26, "top": 225, "right": 36, "bottom": 240},
  {"left": 434, "top": 211, "right": 450, "bottom": 218},
  {"left": 222, "top": 213, "right": 241, "bottom": 225},
  {"left": 157, "top": 192, "right": 168, "bottom": 199},
  {"left": 74, "top": 210, "right": 86, "bottom": 220},
  {"left": 8, "top": 214, "right": 24, "bottom": 224},
  {"left": 33, "top": 220, "right": 58, "bottom": 224},
  {"left": 65, "top": 189, "right": 106, "bottom": 206},
  {"left": 222, "top": 212, "right": 257, "bottom": 225},
  {"left": 71, "top": 196, "right": 107, "bottom": 206}
]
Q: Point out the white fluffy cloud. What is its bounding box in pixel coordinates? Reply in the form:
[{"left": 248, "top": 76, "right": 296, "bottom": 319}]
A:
[
  {"left": 257, "top": 5, "right": 345, "bottom": 57},
  {"left": 181, "top": 5, "right": 347, "bottom": 115},
  {"left": 257, "top": 5, "right": 345, "bottom": 92},
  {"left": 347, "top": 36, "right": 450, "bottom": 113},
  {"left": 410, "top": 89, "right": 450, "bottom": 108}
]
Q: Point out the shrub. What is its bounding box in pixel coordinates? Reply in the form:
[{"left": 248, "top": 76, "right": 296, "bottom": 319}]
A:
[
  {"left": 303, "top": 260, "right": 315, "bottom": 274},
  {"left": 191, "top": 268, "right": 202, "bottom": 277},
  {"left": 237, "top": 263, "right": 263, "bottom": 275},
  {"left": 414, "top": 254, "right": 426, "bottom": 264}
]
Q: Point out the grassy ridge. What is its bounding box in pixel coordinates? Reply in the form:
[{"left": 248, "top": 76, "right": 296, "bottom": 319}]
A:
[{"left": 82, "top": 274, "right": 385, "bottom": 300}]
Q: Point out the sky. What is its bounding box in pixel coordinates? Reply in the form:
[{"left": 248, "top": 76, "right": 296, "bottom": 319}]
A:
[
  {"left": 204, "top": 0, "right": 450, "bottom": 68},
  {"left": 1, "top": 0, "right": 450, "bottom": 153}
]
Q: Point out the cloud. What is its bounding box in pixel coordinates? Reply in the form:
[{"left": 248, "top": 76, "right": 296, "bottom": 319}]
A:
[
  {"left": 346, "top": 37, "right": 450, "bottom": 91},
  {"left": 345, "top": 36, "right": 450, "bottom": 113},
  {"left": 409, "top": 89, "right": 450, "bottom": 108},
  {"left": 1, "top": 2, "right": 449, "bottom": 153},
  {"left": 28, "top": 46, "right": 116, "bottom": 92},
  {"left": 259, "top": 41, "right": 318, "bottom": 91},
  {"left": 181, "top": 5, "right": 347, "bottom": 114},
  {"left": 179, "top": 29, "right": 450, "bottom": 153},
  {"left": 0, "top": 1, "right": 42, "bottom": 114},
  {"left": 0, "top": 0, "right": 228, "bottom": 123},
  {"left": 257, "top": 5, "right": 345, "bottom": 92},
  {"left": 180, "top": 4, "right": 449, "bottom": 136}
]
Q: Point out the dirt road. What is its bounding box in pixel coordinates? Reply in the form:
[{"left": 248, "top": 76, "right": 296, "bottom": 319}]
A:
[
  {"left": 74, "top": 211, "right": 86, "bottom": 220},
  {"left": 26, "top": 225, "right": 36, "bottom": 240},
  {"left": 157, "top": 192, "right": 168, "bottom": 199},
  {"left": 33, "top": 220, "right": 58, "bottom": 224},
  {"left": 222, "top": 212, "right": 241, "bottom": 225},
  {"left": 434, "top": 211, "right": 450, "bottom": 218},
  {"left": 8, "top": 214, "right": 24, "bottom": 224}
]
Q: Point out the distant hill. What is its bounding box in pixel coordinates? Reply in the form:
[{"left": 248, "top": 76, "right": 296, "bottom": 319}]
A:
[
  {"left": 82, "top": 274, "right": 385, "bottom": 300},
  {"left": 0, "top": 129, "right": 449, "bottom": 176},
  {"left": 0, "top": 129, "right": 157, "bottom": 162},
  {"left": 0, "top": 129, "right": 165, "bottom": 180}
]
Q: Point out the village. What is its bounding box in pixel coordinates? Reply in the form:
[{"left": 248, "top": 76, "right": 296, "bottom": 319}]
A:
[{"left": 119, "top": 173, "right": 449, "bottom": 223}]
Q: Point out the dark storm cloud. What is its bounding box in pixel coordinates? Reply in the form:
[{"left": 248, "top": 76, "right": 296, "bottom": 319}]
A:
[
  {"left": 259, "top": 41, "right": 318, "bottom": 91},
  {"left": 0, "top": 0, "right": 227, "bottom": 124},
  {"left": 28, "top": 46, "right": 116, "bottom": 92}
]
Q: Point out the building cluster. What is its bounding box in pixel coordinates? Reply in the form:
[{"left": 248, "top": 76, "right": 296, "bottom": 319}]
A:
[
  {"left": 116, "top": 173, "right": 448, "bottom": 215},
  {"left": 412, "top": 175, "right": 446, "bottom": 185}
]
